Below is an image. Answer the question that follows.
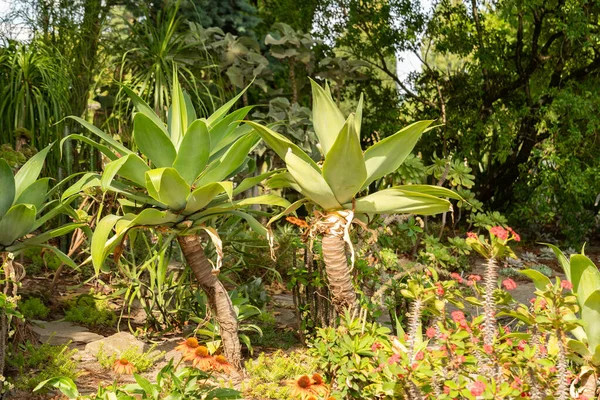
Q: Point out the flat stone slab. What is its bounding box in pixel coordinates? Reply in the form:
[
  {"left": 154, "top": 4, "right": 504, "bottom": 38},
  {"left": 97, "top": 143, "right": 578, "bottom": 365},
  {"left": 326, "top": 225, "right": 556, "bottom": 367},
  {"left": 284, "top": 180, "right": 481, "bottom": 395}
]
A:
[
  {"left": 31, "top": 320, "right": 104, "bottom": 345},
  {"left": 85, "top": 331, "right": 146, "bottom": 358}
]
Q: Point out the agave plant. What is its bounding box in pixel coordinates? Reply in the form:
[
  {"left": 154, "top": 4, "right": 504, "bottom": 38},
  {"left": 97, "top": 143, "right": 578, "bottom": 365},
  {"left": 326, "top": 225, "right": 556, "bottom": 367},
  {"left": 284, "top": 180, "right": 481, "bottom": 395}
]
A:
[
  {"left": 246, "top": 80, "right": 461, "bottom": 313},
  {"left": 0, "top": 145, "right": 82, "bottom": 374},
  {"left": 66, "top": 75, "right": 287, "bottom": 369}
]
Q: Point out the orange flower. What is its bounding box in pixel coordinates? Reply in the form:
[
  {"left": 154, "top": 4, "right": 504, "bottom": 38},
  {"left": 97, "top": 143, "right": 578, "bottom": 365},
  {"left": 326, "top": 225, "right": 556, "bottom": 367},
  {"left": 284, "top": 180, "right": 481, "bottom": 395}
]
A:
[
  {"left": 188, "top": 345, "right": 216, "bottom": 371},
  {"left": 310, "top": 373, "right": 329, "bottom": 396},
  {"left": 286, "top": 216, "right": 309, "bottom": 229},
  {"left": 213, "top": 354, "right": 234, "bottom": 374},
  {"left": 113, "top": 358, "right": 135, "bottom": 375},
  {"left": 175, "top": 337, "right": 199, "bottom": 357},
  {"left": 288, "top": 375, "right": 313, "bottom": 399}
]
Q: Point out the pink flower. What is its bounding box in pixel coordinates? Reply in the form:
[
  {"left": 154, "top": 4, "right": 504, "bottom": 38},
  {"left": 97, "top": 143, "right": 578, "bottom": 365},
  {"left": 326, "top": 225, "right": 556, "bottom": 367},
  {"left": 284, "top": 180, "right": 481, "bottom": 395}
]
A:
[
  {"left": 502, "top": 278, "right": 518, "bottom": 290},
  {"left": 490, "top": 226, "right": 508, "bottom": 241},
  {"left": 435, "top": 283, "right": 445, "bottom": 296},
  {"left": 539, "top": 344, "right": 547, "bottom": 355},
  {"left": 443, "top": 386, "right": 450, "bottom": 394},
  {"left": 450, "top": 272, "right": 463, "bottom": 283},
  {"left": 561, "top": 280, "right": 573, "bottom": 290},
  {"left": 483, "top": 344, "right": 493, "bottom": 354},
  {"left": 451, "top": 310, "right": 466, "bottom": 323},
  {"left": 507, "top": 227, "right": 521, "bottom": 242},
  {"left": 468, "top": 274, "right": 482, "bottom": 282},
  {"left": 371, "top": 342, "right": 383, "bottom": 352},
  {"left": 426, "top": 327, "right": 436, "bottom": 338},
  {"left": 467, "top": 232, "right": 478, "bottom": 239},
  {"left": 470, "top": 381, "right": 486, "bottom": 396},
  {"left": 415, "top": 351, "right": 424, "bottom": 361},
  {"left": 388, "top": 353, "right": 401, "bottom": 364},
  {"left": 456, "top": 355, "right": 465, "bottom": 364},
  {"left": 518, "top": 340, "right": 527, "bottom": 351}
]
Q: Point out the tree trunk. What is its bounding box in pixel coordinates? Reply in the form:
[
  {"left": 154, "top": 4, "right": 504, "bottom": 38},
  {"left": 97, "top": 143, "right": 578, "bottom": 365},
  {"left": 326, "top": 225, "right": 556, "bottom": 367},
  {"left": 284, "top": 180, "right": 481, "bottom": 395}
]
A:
[
  {"left": 177, "top": 235, "right": 242, "bottom": 370},
  {"left": 321, "top": 232, "right": 358, "bottom": 314}
]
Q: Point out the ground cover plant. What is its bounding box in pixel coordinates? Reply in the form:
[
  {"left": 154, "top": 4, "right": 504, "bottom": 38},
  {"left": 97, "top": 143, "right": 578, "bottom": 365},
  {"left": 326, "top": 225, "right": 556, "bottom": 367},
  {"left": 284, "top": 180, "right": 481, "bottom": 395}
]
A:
[{"left": 1, "top": 1, "right": 600, "bottom": 398}]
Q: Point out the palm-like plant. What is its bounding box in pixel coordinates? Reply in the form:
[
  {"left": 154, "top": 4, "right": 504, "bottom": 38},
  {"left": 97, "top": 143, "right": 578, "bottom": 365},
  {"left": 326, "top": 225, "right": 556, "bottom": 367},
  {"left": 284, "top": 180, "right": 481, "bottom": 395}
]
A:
[
  {"left": 246, "top": 80, "right": 461, "bottom": 313},
  {"left": 67, "top": 75, "right": 287, "bottom": 369},
  {"left": 0, "top": 145, "right": 82, "bottom": 374}
]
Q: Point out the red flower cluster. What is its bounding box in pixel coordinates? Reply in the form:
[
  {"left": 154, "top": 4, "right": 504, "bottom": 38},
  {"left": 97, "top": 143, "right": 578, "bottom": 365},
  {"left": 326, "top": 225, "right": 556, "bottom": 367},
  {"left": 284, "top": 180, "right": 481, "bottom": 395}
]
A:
[
  {"left": 560, "top": 280, "right": 573, "bottom": 290},
  {"left": 490, "top": 226, "right": 508, "bottom": 240},
  {"left": 502, "top": 278, "right": 518, "bottom": 290},
  {"left": 470, "top": 381, "right": 486, "bottom": 396}
]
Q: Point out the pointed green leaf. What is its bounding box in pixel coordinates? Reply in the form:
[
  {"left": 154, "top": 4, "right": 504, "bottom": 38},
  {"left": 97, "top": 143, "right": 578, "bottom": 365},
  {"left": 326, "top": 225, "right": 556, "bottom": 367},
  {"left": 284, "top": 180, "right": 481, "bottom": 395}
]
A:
[
  {"left": 195, "top": 133, "right": 260, "bottom": 187},
  {"left": 173, "top": 119, "right": 210, "bottom": 184},
  {"left": 542, "top": 243, "right": 572, "bottom": 281},
  {"left": 265, "top": 171, "right": 301, "bottom": 192},
  {"left": 210, "top": 123, "right": 254, "bottom": 158},
  {"left": 184, "top": 182, "right": 233, "bottom": 215},
  {"left": 285, "top": 151, "right": 340, "bottom": 210},
  {"left": 310, "top": 78, "right": 346, "bottom": 156},
  {"left": 91, "top": 214, "right": 122, "bottom": 274},
  {"left": 116, "top": 153, "right": 151, "bottom": 187},
  {"left": 233, "top": 170, "right": 281, "bottom": 196},
  {"left": 393, "top": 185, "right": 463, "bottom": 201},
  {"left": 235, "top": 194, "right": 290, "bottom": 208},
  {"left": 14, "top": 144, "right": 51, "bottom": 199},
  {"left": 0, "top": 159, "right": 15, "bottom": 219},
  {"left": 349, "top": 189, "right": 451, "bottom": 215},
  {"left": 121, "top": 85, "right": 168, "bottom": 135},
  {"left": 322, "top": 114, "right": 366, "bottom": 204},
  {"left": 354, "top": 93, "right": 364, "bottom": 141},
  {"left": 67, "top": 116, "right": 132, "bottom": 156},
  {"left": 133, "top": 113, "right": 177, "bottom": 168},
  {"left": 61, "top": 173, "right": 99, "bottom": 200},
  {"left": 209, "top": 106, "right": 253, "bottom": 153},
  {"left": 15, "top": 178, "right": 49, "bottom": 210},
  {"left": 243, "top": 121, "right": 320, "bottom": 170},
  {"left": 362, "top": 120, "right": 434, "bottom": 189},
  {"left": 0, "top": 204, "right": 36, "bottom": 246},
  {"left": 519, "top": 269, "right": 552, "bottom": 291},
  {"left": 169, "top": 72, "right": 186, "bottom": 149},
  {"left": 583, "top": 290, "right": 600, "bottom": 352},
  {"left": 570, "top": 254, "right": 600, "bottom": 302},
  {"left": 206, "top": 86, "right": 248, "bottom": 128},
  {"left": 267, "top": 198, "right": 310, "bottom": 227},
  {"left": 228, "top": 210, "right": 268, "bottom": 236},
  {"left": 183, "top": 91, "right": 197, "bottom": 125},
  {"left": 60, "top": 134, "right": 118, "bottom": 161},
  {"left": 145, "top": 168, "right": 190, "bottom": 211},
  {"left": 17, "top": 223, "right": 85, "bottom": 247}
]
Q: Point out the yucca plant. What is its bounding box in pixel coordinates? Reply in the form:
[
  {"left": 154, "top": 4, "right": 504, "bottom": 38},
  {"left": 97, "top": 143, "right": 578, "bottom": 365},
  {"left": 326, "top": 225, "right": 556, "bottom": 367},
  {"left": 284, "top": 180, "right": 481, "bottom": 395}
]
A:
[
  {"left": 66, "top": 75, "right": 287, "bottom": 369},
  {"left": 246, "top": 80, "right": 461, "bottom": 313},
  {"left": 0, "top": 145, "right": 82, "bottom": 375}
]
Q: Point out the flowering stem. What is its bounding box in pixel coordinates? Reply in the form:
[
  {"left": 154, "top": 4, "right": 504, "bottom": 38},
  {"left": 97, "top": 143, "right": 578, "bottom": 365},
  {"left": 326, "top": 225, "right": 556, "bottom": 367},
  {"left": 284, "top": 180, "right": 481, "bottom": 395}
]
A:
[
  {"left": 483, "top": 257, "right": 498, "bottom": 346},
  {"left": 407, "top": 298, "right": 423, "bottom": 361},
  {"left": 555, "top": 329, "right": 569, "bottom": 400}
]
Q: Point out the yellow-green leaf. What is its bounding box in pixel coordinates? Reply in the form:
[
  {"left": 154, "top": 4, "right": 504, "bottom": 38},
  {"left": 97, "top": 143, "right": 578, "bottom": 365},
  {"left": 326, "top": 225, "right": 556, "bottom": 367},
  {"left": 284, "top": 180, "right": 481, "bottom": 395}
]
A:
[
  {"left": 173, "top": 119, "right": 210, "bottom": 184},
  {"left": 285, "top": 151, "right": 340, "bottom": 211},
  {"left": 322, "top": 114, "right": 366, "bottom": 204},
  {"left": 133, "top": 113, "right": 177, "bottom": 168},
  {"left": 310, "top": 78, "right": 345, "bottom": 156},
  {"left": 0, "top": 159, "right": 15, "bottom": 219},
  {"left": 350, "top": 189, "right": 450, "bottom": 215},
  {"left": 145, "top": 168, "right": 190, "bottom": 211},
  {"left": 0, "top": 204, "right": 37, "bottom": 246}
]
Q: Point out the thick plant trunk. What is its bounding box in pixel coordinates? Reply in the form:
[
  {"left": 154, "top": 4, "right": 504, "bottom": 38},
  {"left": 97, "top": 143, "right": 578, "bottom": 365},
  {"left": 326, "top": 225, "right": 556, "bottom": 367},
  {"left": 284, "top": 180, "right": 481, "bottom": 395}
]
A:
[
  {"left": 177, "top": 235, "right": 242, "bottom": 370},
  {"left": 321, "top": 232, "right": 358, "bottom": 314}
]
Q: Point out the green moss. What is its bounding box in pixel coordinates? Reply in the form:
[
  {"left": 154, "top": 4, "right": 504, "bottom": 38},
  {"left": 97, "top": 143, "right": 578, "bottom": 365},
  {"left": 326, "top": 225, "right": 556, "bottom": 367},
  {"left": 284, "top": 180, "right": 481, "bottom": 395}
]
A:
[
  {"left": 64, "top": 294, "right": 116, "bottom": 327},
  {"left": 19, "top": 297, "right": 50, "bottom": 320},
  {"left": 96, "top": 344, "right": 164, "bottom": 373},
  {"left": 6, "top": 342, "right": 78, "bottom": 391},
  {"left": 244, "top": 350, "right": 319, "bottom": 399}
]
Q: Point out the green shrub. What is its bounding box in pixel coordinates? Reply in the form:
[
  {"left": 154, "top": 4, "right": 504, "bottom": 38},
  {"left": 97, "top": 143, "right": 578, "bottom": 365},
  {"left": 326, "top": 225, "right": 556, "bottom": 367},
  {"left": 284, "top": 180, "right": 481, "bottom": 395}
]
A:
[
  {"left": 6, "top": 342, "right": 78, "bottom": 391},
  {"left": 19, "top": 297, "right": 50, "bottom": 320},
  {"left": 244, "top": 350, "right": 319, "bottom": 399},
  {"left": 64, "top": 294, "right": 116, "bottom": 327}
]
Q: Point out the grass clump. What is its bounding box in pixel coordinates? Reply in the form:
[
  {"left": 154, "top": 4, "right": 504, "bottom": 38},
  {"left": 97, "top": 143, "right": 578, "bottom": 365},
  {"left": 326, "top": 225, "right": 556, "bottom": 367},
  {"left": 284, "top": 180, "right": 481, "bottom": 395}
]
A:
[
  {"left": 19, "top": 297, "right": 50, "bottom": 320},
  {"left": 97, "top": 344, "right": 164, "bottom": 373},
  {"left": 64, "top": 294, "right": 116, "bottom": 327},
  {"left": 6, "top": 342, "right": 78, "bottom": 391},
  {"left": 244, "top": 349, "right": 319, "bottom": 399}
]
